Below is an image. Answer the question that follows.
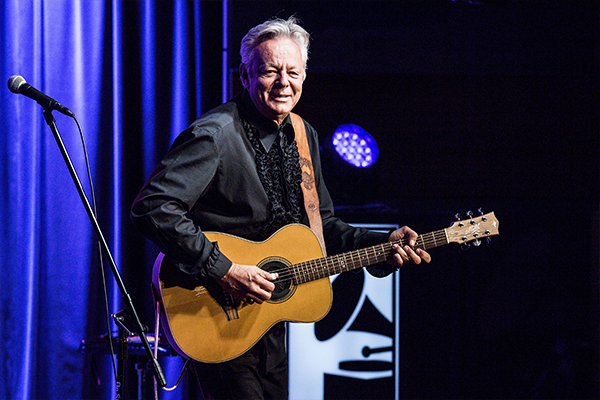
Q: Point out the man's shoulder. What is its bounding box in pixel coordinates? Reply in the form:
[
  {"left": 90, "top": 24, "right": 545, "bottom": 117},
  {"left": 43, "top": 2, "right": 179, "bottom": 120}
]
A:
[
  {"left": 169, "top": 101, "right": 241, "bottom": 150},
  {"left": 191, "top": 100, "right": 240, "bottom": 131}
]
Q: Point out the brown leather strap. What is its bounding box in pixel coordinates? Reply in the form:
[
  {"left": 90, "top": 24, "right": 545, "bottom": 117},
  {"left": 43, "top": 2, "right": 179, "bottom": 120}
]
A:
[{"left": 290, "top": 113, "right": 327, "bottom": 256}]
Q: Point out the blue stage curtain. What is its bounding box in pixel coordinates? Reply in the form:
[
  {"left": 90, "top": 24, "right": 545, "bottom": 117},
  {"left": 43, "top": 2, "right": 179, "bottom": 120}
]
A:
[{"left": 0, "top": 1, "right": 206, "bottom": 398}]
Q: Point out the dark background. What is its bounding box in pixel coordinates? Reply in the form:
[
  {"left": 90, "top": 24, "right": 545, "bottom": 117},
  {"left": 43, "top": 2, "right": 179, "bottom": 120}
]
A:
[{"left": 119, "top": 1, "right": 599, "bottom": 398}]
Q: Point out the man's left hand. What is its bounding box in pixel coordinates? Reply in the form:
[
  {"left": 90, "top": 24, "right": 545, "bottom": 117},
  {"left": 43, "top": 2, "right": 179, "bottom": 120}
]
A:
[{"left": 388, "top": 226, "right": 432, "bottom": 267}]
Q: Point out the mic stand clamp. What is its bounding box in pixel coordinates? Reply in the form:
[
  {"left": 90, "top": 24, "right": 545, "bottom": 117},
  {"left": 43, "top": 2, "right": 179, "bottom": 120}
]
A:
[
  {"left": 113, "top": 308, "right": 148, "bottom": 336},
  {"left": 113, "top": 309, "right": 153, "bottom": 399},
  {"left": 41, "top": 108, "right": 167, "bottom": 392}
]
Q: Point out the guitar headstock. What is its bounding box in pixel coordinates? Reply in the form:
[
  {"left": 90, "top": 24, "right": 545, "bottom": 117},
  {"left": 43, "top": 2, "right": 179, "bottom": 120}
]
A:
[{"left": 447, "top": 210, "right": 499, "bottom": 246}]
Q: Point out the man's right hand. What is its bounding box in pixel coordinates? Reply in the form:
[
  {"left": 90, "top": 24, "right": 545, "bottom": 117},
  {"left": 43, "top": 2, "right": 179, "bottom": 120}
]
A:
[{"left": 218, "top": 263, "right": 278, "bottom": 304}]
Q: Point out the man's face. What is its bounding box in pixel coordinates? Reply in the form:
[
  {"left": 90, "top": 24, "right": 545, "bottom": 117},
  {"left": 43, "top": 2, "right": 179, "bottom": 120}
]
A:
[{"left": 240, "top": 37, "right": 304, "bottom": 125}]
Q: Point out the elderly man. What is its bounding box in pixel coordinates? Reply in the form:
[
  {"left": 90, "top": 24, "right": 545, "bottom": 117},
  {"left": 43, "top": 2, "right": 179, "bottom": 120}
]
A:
[{"left": 131, "top": 16, "right": 430, "bottom": 400}]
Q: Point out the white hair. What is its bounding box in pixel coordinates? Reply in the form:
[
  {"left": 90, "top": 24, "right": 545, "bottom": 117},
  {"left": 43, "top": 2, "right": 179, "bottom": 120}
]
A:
[{"left": 240, "top": 16, "right": 311, "bottom": 72}]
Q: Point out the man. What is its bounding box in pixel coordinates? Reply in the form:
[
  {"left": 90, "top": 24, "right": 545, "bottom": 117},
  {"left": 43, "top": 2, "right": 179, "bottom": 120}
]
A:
[{"left": 131, "top": 16, "right": 430, "bottom": 400}]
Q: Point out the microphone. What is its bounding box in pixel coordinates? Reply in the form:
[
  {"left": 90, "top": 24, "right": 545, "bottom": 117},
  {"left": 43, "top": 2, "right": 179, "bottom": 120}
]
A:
[{"left": 7, "top": 75, "right": 75, "bottom": 117}]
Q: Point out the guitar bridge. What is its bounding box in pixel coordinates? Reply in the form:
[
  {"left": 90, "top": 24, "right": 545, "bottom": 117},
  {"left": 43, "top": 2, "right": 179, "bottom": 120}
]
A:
[
  {"left": 202, "top": 283, "right": 242, "bottom": 321},
  {"left": 224, "top": 307, "right": 240, "bottom": 321},
  {"left": 220, "top": 288, "right": 241, "bottom": 321}
]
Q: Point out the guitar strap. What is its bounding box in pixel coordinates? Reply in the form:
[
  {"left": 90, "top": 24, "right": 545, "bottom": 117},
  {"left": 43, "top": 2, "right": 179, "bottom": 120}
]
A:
[{"left": 290, "top": 112, "right": 327, "bottom": 256}]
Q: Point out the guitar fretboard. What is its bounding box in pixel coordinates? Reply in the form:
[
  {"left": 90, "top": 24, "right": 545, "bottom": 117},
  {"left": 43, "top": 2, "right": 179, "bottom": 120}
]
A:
[{"left": 291, "top": 228, "right": 448, "bottom": 284}]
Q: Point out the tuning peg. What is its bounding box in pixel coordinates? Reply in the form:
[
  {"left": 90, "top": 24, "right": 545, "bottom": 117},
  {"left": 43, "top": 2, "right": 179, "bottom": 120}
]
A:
[
  {"left": 466, "top": 210, "right": 477, "bottom": 225},
  {"left": 461, "top": 242, "right": 470, "bottom": 250},
  {"left": 478, "top": 207, "right": 484, "bottom": 215},
  {"left": 454, "top": 213, "right": 464, "bottom": 227},
  {"left": 473, "top": 239, "right": 482, "bottom": 246}
]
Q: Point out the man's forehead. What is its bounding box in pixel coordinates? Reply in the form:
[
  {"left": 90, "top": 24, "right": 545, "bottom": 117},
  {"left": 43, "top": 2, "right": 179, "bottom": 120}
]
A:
[
  {"left": 254, "top": 42, "right": 302, "bottom": 65},
  {"left": 257, "top": 38, "right": 301, "bottom": 55}
]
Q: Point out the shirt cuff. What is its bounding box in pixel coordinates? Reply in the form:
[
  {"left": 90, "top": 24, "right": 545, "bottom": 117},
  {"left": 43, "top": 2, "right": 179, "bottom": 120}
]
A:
[{"left": 199, "top": 241, "right": 233, "bottom": 282}]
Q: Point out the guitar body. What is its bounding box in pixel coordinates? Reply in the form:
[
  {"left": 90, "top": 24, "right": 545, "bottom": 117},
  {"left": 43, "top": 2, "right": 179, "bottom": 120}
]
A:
[{"left": 152, "top": 224, "right": 331, "bottom": 363}]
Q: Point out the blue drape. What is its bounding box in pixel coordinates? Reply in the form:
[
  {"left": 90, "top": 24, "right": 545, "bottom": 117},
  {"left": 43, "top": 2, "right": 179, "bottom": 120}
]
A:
[{"left": 0, "top": 1, "right": 206, "bottom": 398}]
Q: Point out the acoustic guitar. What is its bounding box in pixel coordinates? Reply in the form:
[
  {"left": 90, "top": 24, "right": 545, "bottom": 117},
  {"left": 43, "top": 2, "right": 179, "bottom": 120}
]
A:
[{"left": 152, "top": 211, "right": 499, "bottom": 363}]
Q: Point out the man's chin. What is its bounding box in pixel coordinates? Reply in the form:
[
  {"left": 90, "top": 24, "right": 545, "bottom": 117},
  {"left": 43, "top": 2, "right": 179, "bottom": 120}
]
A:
[
  {"left": 269, "top": 102, "right": 292, "bottom": 112},
  {"left": 267, "top": 106, "right": 293, "bottom": 118}
]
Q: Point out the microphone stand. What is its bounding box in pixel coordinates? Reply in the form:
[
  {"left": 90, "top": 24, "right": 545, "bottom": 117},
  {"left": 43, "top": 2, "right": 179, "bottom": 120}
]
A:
[{"left": 41, "top": 108, "right": 167, "bottom": 394}]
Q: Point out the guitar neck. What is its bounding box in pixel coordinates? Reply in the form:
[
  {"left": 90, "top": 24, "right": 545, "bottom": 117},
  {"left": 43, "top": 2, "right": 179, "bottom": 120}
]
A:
[{"left": 292, "top": 228, "right": 448, "bottom": 284}]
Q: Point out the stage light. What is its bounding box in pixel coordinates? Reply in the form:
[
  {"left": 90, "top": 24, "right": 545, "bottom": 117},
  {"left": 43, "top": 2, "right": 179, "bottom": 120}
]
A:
[{"left": 332, "top": 124, "right": 379, "bottom": 168}]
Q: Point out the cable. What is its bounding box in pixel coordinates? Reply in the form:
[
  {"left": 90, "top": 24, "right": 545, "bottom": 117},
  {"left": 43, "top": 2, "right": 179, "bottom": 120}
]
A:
[
  {"left": 153, "top": 300, "right": 191, "bottom": 397},
  {"left": 73, "top": 116, "right": 119, "bottom": 384}
]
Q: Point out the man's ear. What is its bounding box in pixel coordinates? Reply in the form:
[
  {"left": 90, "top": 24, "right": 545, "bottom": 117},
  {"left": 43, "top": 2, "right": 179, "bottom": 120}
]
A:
[{"left": 239, "top": 63, "right": 249, "bottom": 88}]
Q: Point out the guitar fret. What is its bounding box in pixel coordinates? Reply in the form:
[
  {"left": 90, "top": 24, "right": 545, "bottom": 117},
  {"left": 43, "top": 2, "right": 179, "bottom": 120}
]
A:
[
  {"left": 346, "top": 251, "right": 354, "bottom": 273},
  {"left": 293, "top": 262, "right": 302, "bottom": 284},
  {"left": 307, "top": 260, "right": 314, "bottom": 281},
  {"left": 315, "top": 258, "right": 324, "bottom": 279},
  {"left": 367, "top": 245, "right": 376, "bottom": 265},
  {"left": 296, "top": 259, "right": 311, "bottom": 284},
  {"left": 353, "top": 249, "right": 360, "bottom": 270},
  {"left": 336, "top": 254, "right": 344, "bottom": 275},
  {"left": 327, "top": 256, "right": 335, "bottom": 276},
  {"left": 310, "top": 259, "right": 319, "bottom": 281},
  {"left": 420, "top": 233, "right": 428, "bottom": 249},
  {"left": 307, "top": 259, "right": 315, "bottom": 282},
  {"left": 423, "top": 232, "right": 433, "bottom": 249},
  {"left": 300, "top": 260, "right": 308, "bottom": 283}
]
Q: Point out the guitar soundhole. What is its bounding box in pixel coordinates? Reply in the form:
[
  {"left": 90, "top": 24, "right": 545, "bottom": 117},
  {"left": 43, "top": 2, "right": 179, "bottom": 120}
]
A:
[{"left": 260, "top": 259, "right": 294, "bottom": 302}]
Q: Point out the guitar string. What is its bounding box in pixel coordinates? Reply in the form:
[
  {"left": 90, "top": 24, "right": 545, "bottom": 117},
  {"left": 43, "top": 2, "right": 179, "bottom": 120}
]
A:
[
  {"left": 277, "top": 225, "right": 478, "bottom": 282},
  {"left": 223, "top": 217, "right": 492, "bottom": 283},
  {"left": 221, "top": 219, "right": 492, "bottom": 294},
  {"left": 276, "top": 240, "right": 398, "bottom": 280},
  {"left": 269, "top": 230, "right": 449, "bottom": 284}
]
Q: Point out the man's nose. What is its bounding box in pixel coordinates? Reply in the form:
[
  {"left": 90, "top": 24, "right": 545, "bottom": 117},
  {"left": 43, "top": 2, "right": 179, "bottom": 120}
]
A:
[{"left": 276, "top": 72, "right": 290, "bottom": 87}]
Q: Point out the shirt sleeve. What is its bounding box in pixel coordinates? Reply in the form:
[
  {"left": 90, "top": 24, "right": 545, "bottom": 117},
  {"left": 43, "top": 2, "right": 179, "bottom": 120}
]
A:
[{"left": 130, "top": 124, "right": 232, "bottom": 282}]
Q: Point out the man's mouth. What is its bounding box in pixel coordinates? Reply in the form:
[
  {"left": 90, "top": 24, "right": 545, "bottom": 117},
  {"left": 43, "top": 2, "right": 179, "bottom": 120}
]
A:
[{"left": 270, "top": 93, "right": 290, "bottom": 101}]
